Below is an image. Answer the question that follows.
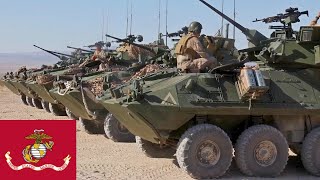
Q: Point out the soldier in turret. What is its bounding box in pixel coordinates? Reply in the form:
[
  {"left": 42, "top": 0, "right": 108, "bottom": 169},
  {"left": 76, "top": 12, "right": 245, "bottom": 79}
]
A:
[
  {"left": 310, "top": 12, "right": 320, "bottom": 26},
  {"left": 91, "top": 42, "right": 107, "bottom": 61},
  {"left": 79, "top": 42, "right": 107, "bottom": 70},
  {"left": 175, "top": 21, "right": 217, "bottom": 73}
]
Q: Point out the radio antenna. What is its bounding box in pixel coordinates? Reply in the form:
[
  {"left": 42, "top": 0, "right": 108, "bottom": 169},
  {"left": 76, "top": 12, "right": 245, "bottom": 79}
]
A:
[
  {"left": 126, "top": 0, "right": 129, "bottom": 36},
  {"left": 165, "top": 0, "right": 168, "bottom": 46},
  {"left": 130, "top": 1, "right": 133, "bottom": 35},
  {"left": 101, "top": 9, "right": 105, "bottom": 42},
  {"left": 221, "top": 0, "right": 225, "bottom": 37},
  {"left": 233, "top": 0, "right": 236, "bottom": 39},
  {"left": 105, "top": 9, "right": 109, "bottom": 46},
  {"left": 158, "top": 0, "right": 161, "bottom": 37}
]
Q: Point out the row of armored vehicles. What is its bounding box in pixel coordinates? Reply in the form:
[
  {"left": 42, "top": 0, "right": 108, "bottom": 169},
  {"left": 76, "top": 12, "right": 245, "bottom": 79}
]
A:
[{"left": 1, "top": 0, "right": 320, "bottom": 179}]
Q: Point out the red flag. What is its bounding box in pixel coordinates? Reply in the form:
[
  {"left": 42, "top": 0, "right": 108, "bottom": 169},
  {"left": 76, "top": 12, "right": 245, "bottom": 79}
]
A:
[{"left": 0, "top": 120, "right": 76, "bottom": 180}]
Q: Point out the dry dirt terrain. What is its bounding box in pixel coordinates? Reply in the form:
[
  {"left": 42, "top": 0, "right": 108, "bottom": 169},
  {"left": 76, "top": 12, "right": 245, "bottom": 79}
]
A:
[{"left": 0, "top": 86, "right": 318, "bottom": 180}]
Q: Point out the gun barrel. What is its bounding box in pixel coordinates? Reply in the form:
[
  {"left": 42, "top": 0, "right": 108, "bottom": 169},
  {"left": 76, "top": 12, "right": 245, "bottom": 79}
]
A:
[
  {"left": 33, "top": 45, "right": 61, "bottom": 59},
  {"left": 199, "top": 0, "right": 247, "bottom": 33},
  {"left": 67, "top": 46, "right": 94, "bottom": 53},
  {"left": 106, "top": 34, "right": 155, "bottom": 54},
  {"left": 53, "top": 52, "right": 74, "bottom": 58},
  {"left": 33, "top": 45, "right": 74, "bottom": 59},
  {"left": 300, "top": 10, "right": 309, "bottom": 16},
  {"left": 199, "top": 0, "right": 267, "bottom": 47}
]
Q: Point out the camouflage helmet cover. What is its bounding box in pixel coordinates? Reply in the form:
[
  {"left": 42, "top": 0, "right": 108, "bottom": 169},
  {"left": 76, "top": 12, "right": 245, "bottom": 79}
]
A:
[
  {"left": 95, "top": 41, "right": 104, "bottom": 47},
  {"left": 188, "top": 21, "right": 202, "bottom": 34}
]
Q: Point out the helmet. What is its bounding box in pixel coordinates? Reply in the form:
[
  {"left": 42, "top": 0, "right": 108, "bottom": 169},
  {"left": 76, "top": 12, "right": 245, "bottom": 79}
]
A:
[
  {"left": 188, "top": 21, "right": 202, "bottom": 34},
  {"left": 95, "top": 41, "right": 104, "bottom": 47}
]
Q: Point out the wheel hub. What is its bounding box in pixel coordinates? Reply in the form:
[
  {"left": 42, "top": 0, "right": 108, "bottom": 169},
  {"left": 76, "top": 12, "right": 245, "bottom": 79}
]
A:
[
  {"left": 118, "top": 122, "right": 129, "bottom": 134},
  {"left": 254, "top": 140, "right": 277, "bottom": 167},
  {"left": 197, "top": 140, "right": 220, "bottom": 166}
]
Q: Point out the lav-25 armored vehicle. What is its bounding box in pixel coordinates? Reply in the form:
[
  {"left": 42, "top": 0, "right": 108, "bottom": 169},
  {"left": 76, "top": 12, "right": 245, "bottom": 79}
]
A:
[
  {"left": 21, "top": 45, "right": 90, "bottom": 117},
  {"left": 0, "top": 44, "right": 87, "bottom": 117},
  {"left": 99, "top": 0, "right": 320, "bottom": 178},
  {"left": 50, "top": 34, "right": 171, "bottom": 142}
]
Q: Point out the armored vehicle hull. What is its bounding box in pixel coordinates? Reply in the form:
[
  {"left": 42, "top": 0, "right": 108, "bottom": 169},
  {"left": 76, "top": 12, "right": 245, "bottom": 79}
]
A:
[
  {"left": 10, "top": 80, "right": 37, "bottom": 99},
  {"left": 26, "top": 68, "right": 69, "bottom": 104},
  {"left": 1, "top": 80, "right": 20, "bottom": 95},
  {"left": 50, "top": 70, "right": 135, "bottom": 140},
  {"left": 102, "top": 68, "right": 320, "bottom": 178},
  {"left": 50, "top": 88, "right": 105, "bottom": 120}
]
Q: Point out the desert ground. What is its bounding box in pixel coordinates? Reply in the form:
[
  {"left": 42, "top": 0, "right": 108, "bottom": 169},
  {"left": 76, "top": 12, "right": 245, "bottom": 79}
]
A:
[{"left": 0, "top": 86, "right": 318, "bottom": 180}]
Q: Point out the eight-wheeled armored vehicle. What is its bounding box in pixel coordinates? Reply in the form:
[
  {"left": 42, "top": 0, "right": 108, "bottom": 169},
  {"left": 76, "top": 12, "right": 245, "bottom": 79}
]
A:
[{"left": 99, "top": 0, "right": 320, "bottom": 178}]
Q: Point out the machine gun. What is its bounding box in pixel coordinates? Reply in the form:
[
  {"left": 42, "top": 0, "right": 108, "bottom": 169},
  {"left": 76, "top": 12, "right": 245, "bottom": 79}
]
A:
[
  {"left": 111, "top": 34, "right": 144, "bottom": 44},
  {"left": 85, "top": 41, "right": 112, "bottom": 48},
  {"left": 253, "top": 7, "right": 308, "bottom": 26},
  {"left": 67, "top": 46, "right": 94, "bottom": 53},
  {"left": 106, "top": 34, "right": 172, "bottom": 68},
  {"left": 106, "top": 34, "right": 170, "bottom": 55},
  {"left": 166, "top": 26, "right": 188, "bottom": 38},
  {"left": 162, "top": 26, "right": 189, "bottom": 42},
  {"left": 253, "top": 8, "right": 308, "bottom": 39},
  {"left": 33, "top": 45, "right": 75, "bottom": 60},
  {"left": 199, "top": 0, "right": 267, "bottom": 48}
]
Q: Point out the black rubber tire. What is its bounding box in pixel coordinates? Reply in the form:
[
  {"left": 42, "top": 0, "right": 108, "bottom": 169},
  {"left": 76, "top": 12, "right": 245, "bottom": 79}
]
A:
[
  {"left": 235, "top": 125, "right": 289, "bottom": 177},
  {"left": 49, "top": 103, "right": 67, "bottom": 116},
  {"left": 104, "top": 114, "right": 135, "bottom": 142},
  {"left": 21, "top": 94, "right": 28, "bottom": 106},
  {"left": 26, "top": 97, "right": 35, "bottom": 107},
  {"left": 79, "top": 117, "right": 104, "bottom": 134},
  {"left": 65, "top": 107, "right": 78, "bottom": 120},
  {"left": 136, "top": 136, "right": 175, "bottom": 158},
  {"left": 301, "top": 127, "right": 320, "bottom": 176},
  {"left": 32, "top": 98, "right": 43, "bottom": 109},
  {"left": 176, "top": 124, "right": 233, "bottom": 179},
  {"left": 41, "top": 101, "right": 51, "bottom": 113}
]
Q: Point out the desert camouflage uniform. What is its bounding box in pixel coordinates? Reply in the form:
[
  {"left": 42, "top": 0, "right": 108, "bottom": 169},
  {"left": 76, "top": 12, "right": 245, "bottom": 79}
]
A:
[
  {"left": 117, "top": 43, "right": 155, "bottom": 60},
  {"left": 92, "top": 50, "right": 107, "bottom": 60},
  {"left": 80, "top": 50, "right": 108, "bottom": 70},
  {"left": 310, "top": 12, "right": 320, "bottom": 26},
  {"left": 175, "top": 33, "right": 217, "bottom": 73},
  {"left": 93, "top": 50, "right": 108, "bottom": 71}
]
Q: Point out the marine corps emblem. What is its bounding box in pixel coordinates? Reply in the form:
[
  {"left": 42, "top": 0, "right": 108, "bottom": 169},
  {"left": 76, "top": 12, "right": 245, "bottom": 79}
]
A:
[
  {"left": 22, "top": 129, "right": 54, "bottom": 163},
  {"left": 5, "top": 129, "right": 71, "bottom": 171}
]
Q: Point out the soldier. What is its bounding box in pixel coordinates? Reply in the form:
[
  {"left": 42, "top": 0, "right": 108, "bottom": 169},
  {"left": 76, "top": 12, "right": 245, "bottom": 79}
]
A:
[
  {"left": 175, "top": 21, "right": 217, "bottom": 73},
  {"left": 310, "top": 12, "right": 320, "bottom": 26},
  {"left": 79, "top": 42, "right": 107, "bottom": 70},
  {"left": 91, "top": 42, "right": 107, "bottom": 61}
]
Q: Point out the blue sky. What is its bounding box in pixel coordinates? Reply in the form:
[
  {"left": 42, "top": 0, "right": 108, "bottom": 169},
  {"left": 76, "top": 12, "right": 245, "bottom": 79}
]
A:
[{"left": 0, "top": 0, "right": 317, "bottom": 53}]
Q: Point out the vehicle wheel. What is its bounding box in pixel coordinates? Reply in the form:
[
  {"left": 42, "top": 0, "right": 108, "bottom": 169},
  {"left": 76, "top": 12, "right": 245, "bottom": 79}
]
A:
[
  {"left": 301, "top": 127, "right": 320, "bottom": 176},
  {"left": 136, "top": 136, "right": 175, "bottom": 158},
  {"left": 26, "top": 97, "right": 35, "bottom": 107},
  {"left": 176, "top": 124, "right": 233, "bottom": 179},
  {"left": 41, "top": 101, "right": 51, "bottom": 113},
  {"left": 21, "top": 94, "right": 28, "bottom": 106},
  {"left": 235, "top": 125, "right": 289, "bottom": 177},
  {"left": 65, "top": 107, "right": 77, "bottom": 120},
  {"left": 32, "top": 98, "right": 43, "bottom": 109},
  {"left": 49, "top": 103, "right": 66, "bottom": 116},
  {"left": 104, "top": 114, "right": 135, "bottom": 142},
  {"left": 79, "top": 117, "right": 104, "bottom": 134}
]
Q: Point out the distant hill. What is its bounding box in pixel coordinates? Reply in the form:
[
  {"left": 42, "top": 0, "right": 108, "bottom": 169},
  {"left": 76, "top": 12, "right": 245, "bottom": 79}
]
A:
[{"left": 0, "top": 52, "right": 61, "bottom": 74}]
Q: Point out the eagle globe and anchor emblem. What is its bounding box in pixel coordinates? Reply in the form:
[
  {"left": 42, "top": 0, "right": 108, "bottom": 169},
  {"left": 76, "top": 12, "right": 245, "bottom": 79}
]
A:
[
  {"left": 22, "top": 129, "right": 54, "bottom": 163},
  {"left": 5, "top": 129, "right": 71, "bottom": 171}
]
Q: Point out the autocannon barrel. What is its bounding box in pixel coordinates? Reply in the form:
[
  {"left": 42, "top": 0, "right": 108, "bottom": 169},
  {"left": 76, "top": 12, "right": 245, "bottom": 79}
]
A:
[
  {"left": 199, "top": 0, "right": 267, "bottom": 47},
  {"left": 33, "top": 45, "right": 75, "bottom": 58},
  {"left": 67, "top": 46, "right": 94, "bottom": 53}
]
